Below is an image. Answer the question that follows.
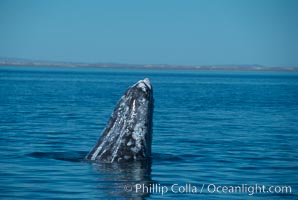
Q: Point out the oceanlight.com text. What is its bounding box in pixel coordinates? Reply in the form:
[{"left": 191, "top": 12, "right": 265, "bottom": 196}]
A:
[{"left": 123, "top": 183, "right": 292, "bottom": 196}]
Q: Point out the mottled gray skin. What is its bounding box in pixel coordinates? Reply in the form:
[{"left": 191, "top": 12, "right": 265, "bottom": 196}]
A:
[{"left": 86, "top": 78, "right": 153, "bottom": 162}]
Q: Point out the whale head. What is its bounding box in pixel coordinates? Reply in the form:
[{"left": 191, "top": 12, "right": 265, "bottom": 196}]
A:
[{"left": 86, "top": 78, "right": 154, "bottom": 162}]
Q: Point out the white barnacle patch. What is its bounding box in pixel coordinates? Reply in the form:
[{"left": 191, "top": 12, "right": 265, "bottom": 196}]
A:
[
  {"left": 131, "top": 146, "right": 138, "bottom": 153},
  {"left": 124, "top": 155, "right": 131, "bottom": 160},
  {"left": 132, "top": 99, "right": 136, "bottom": 113},
  {"left": 143, "top": 78, "right": 151, "bottom": 90},
  {"left": 132, "top": 118, "right": 146, "bottom": 152},
  {"left": 127, "top": 139, "right": 133, "bottom": 146},
  {"left": 137, "top": 82, "right": 147, "bottom": 92},
  {"left": 135, "top": 78, "right": 151, "bottom": 93},
  {"left": 124, "top": 105, "right": 129, "bottom": 112}
]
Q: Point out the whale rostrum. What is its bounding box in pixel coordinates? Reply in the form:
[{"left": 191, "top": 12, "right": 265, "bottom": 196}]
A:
[{"left": 86, "top": 78, "right": 154, "bottom": 162}]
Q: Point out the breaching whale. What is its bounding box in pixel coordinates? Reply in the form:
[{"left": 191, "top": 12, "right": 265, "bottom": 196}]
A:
[{"left": 86, "top": 78, "right": 154, "bottom": 162}]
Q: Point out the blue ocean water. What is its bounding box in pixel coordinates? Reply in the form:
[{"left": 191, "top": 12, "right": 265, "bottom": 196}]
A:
[{"left": 0, "top": 66, "right": 297, "bottom": 199}]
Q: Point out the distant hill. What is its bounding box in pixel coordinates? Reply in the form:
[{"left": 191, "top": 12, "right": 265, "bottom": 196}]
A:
[{"left": 0, "top": 57, "right": 297, "bottom": 72}]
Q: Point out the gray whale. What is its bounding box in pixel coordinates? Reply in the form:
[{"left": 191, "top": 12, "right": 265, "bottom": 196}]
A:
[{"left": 86, "top": 78, "right": 154, "bottom": 162}]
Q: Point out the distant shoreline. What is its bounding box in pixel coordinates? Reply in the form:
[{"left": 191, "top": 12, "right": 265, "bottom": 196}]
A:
[{"left": 0, "top": 61, "right": 297, "bottom": 72}]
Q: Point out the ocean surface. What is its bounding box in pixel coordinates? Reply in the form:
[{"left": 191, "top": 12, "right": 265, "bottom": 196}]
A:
[{"left": 0, "top": 66, "right": 297, "bottom": 200}]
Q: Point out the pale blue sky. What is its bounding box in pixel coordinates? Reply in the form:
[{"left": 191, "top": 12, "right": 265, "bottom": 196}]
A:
[{"left": 0, "top": 0, "right": 297, "bottom": 66}]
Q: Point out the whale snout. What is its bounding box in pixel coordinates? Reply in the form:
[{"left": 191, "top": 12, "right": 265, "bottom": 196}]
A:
[
  {"left": 143, "top": 78, "right": 151, "bottom": 90},
  {"left": 135, "top": 78, "right": 152, "bottom": 93}
]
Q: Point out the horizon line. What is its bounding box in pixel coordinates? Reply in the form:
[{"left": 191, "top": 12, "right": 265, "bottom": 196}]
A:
[{"left": 0, "top": 56, "right": 297, "bottom": 69}]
